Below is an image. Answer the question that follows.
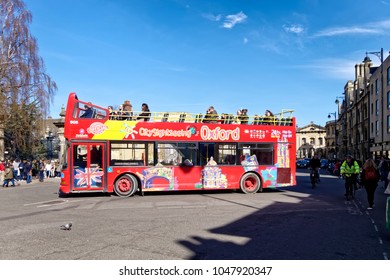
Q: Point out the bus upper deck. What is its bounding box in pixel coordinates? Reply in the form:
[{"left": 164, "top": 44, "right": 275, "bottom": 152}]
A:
[{"left": 67, "top": 93, "right": 295, "bottom": 127}]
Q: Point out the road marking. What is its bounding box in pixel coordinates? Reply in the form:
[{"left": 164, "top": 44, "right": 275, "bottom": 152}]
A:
[
  {"left": 24, "top": 199, "right": 84, "bottom": 208},
  {"left": 24, "top": 199, "right": 68, "bottom": 206},
  {"left": 355, "top": 197, "right": 389, "bottom": 260}
]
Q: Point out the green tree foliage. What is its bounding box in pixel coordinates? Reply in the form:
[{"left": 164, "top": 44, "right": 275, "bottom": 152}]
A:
[{"left": 0, "top": 0, "right": 57, "bottom": 159}]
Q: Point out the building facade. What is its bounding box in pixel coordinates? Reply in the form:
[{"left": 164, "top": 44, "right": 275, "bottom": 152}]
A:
[
  {"left": 325, "top": 119, "right": 337, "bottom": 159},
  {"left": 335, "top": 49, "right": 390, "bottom": 162},
  {"left": 296, "top": 122, "right": 326, "bottom": 159}
]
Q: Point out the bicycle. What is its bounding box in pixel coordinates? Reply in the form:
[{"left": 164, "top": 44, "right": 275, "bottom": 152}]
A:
[
  {"left": 343, "top": 173, "right": 357, "bottom": 200},
  {"left": 309, "top": 168, "right": 320, "bottom": 188}
]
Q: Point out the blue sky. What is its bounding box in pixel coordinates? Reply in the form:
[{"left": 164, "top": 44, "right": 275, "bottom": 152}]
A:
[{"left": 24, "top": 0, "right": 390, "bottom": 127}]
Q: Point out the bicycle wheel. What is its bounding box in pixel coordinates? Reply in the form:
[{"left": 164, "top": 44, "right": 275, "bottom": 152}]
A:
[
  {"left": 311, "top": 173, "right": 316, "bottom": 188},
  {"left": 346, "top": 177, "right": 354, "bottom": 200}
]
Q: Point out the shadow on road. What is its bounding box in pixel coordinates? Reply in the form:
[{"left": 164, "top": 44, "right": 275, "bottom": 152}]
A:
[{"left": 177, "top": 169, "right": 389, "bottom": 260}]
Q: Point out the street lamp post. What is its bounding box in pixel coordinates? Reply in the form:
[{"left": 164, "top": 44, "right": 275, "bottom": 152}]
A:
[
  {"left": 335, "top": 96, "right": 344, "bottom": 111},
  {"left": 328, "top": 112, "right": 337, "bottom": 159},
  {"left": 46, "top": 131, "right": 54, "bottom": 160}
]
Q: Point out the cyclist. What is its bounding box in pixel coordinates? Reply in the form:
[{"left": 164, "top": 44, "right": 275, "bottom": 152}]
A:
[
  {"left": 309, "top": 154, "right": 321, "bottom": 185},
  {"left": 340, "top": 155, "right": 360, "bottom": 199}
]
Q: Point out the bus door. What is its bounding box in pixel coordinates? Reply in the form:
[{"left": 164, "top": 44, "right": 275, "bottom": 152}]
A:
[{"left": 71, "top": 142, "right": 106, "bottom": 192}]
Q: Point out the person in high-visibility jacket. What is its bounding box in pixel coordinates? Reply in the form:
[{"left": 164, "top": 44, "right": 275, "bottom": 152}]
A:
[{"left": 340, "top": 155, "right": 360, "bottom": 199}]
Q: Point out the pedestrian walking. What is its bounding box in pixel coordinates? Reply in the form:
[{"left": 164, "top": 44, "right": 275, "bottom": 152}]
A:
[
  {"left": 12, "top": 158, "right": 20, "bottom": 181},
  {"left": 45, "top": 160, "right": 52, "bottom": 179},
  {"left": 360, "top": 159, "right": 380, "bottom": 209},
  {"left": 39, "top": 160, "right": 45, "bottom": 182},
  {"left": 24, "top": 160, "right": 32, "bottom": 184},
  {"left": 32, "top": 159, "right": 39, "bottom": 179},
  {"left": 378, "top": 156, "right": 389, "bottom": 189},
  {"left": 3, "top": 164, "right": 16, "bottom": 187},
  {"left": 0, "top": 160, "right": 5, "bottom": 184}
]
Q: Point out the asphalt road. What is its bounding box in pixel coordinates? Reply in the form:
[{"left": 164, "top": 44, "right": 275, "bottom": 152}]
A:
[{"left": 0, "top": 170, "right": 389, "bottom": 260}]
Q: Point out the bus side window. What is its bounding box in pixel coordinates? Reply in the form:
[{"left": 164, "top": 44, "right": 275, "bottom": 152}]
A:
[
  {"left": 91, "top": 145, "right": 102, "bottom": 167},
  {"left": 199, "top": 143, "right": 215, "bottom": 166},
  {"left": 74, "top": 145, "right": 87, "bottom": 169}
]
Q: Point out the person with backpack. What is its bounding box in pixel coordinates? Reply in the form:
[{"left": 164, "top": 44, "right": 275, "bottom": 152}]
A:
[{"left": 360, "top": 158, "right": 380, "bottom": 210}]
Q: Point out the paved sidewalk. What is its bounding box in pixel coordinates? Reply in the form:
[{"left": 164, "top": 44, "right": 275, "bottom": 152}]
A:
[{"left": 2, "top": 177, "right": 61, "bottom": 187}]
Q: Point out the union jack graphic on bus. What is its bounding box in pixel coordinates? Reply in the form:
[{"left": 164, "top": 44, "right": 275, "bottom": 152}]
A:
[{"left": 74, "top": 167, "right": 104, "bottom": 188}]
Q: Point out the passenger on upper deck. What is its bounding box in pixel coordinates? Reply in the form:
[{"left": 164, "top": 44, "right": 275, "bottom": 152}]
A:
[
  {"left": 202, "top": 106, "right": 218, "bottom": 123},
  {"left": 237, "top": 108, "right": 249, "bottom": 124},
  {"left": 121, "top": 100, "right": 133, "bottom": 120},
  {"left": 108, "top": 106, "right": 117, "bottom": 120},
  {"left": 137, "top": 103, "right": 151, "bottom": 121},
  {"left": 80, "top": 102, "right": 94, "bottom": 118},
  {"left": 263, "top": 109, "right": 274, "bottom": 125}
]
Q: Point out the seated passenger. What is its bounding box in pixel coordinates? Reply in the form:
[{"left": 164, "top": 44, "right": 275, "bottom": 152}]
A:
[
  {"left": 237, "top": 109, "right": 249, "bottom": 124},
  {"left": 137, "top": 103, "right": 151, "bottom": 121},
  {"left": 220, "top": 113, "right": 228, "bottom": 124},
  {"left": 202, "top": 106, "right": 218, "bottom": 123},
  {"left": 122, "top": 100, "right": 133, "bottom": 120},
  {"left": 80, "top": 103, "right": 94, "bottom": 118},
  {"left": 263, "top": 109, "right": 274, "bottom": 125},
  {"left": 107, "top": 106, "right": 117, "bottom": 120}
]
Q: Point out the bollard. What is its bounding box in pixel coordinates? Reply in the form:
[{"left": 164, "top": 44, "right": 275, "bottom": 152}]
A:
[{"left": 387, "top": 197, "right": 390, "bottom": 229}]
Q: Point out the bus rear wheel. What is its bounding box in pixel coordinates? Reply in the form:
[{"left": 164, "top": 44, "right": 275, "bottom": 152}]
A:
[
  {"left": 114, "top": 174, "right": 138, "bottom": 197},
  {"left": 240, "top": 173, "right": 261, "bottom": 194}
]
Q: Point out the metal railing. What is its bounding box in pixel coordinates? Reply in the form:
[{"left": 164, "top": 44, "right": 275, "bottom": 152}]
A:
[{"left": 106, "top": 109, "right": 294, "bottom": 126}]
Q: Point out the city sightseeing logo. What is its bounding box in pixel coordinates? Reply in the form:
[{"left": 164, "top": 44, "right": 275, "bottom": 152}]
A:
[{"left": 87, "top": 122, "right": 108, "bottom": 135}]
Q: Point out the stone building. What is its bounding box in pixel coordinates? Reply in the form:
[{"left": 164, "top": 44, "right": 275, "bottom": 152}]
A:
[
  {"left": 325, "top": 119, "right": 337, "bottom": 159},
  {"left": 296, "top": 122, "right": 326, "bottom": 159},
  {"left": 335, "top": 48, "right": 390, "bottom": 162}
]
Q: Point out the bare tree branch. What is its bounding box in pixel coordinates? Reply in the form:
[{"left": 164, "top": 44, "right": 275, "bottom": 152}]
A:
[{"left": 0, "top": 0, "right": 57, "bottom": 159}]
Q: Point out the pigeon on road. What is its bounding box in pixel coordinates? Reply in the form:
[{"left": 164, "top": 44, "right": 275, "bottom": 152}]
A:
[{"left": 60, "top": 223, "right": 72, "bottom": 230}]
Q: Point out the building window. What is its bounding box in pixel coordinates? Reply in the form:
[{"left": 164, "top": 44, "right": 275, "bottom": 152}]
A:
[
  {"left": 357, "top": 109, "right": 360, "bottom": 122},
  {"left": 375, "top": 79, "right": 379, "bottom": 95},
  {"left": 319, "top": 138, "right": 323, "bottom": 145},
  {"left": 302, "top": 138, "right": 306, "bottom": 144},
  {"left": 387, "top": 66, "right": 390, "bottom": 85},
  {"left": 388, "top": 115, "right": 390, "bottom": 133},
  {"left": 376, "top": 120, "right": 379, "bottom": 135},
  {"left": 388, "top": 91, "right": 390, "bottom": 109},
  {"left": 310, "top": 138, "right": 315, "bottom": 145},
  {"left": 376, "top": 100, "right": 379, "bottom": 116}
]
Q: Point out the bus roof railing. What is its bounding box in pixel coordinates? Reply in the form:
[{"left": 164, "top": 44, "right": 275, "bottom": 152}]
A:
[{"left": 104, "top": 110, "right": 295, "bottom": 126}]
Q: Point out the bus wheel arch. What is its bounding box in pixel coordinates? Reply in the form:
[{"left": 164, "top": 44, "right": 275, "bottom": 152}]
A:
[
  {"left": 240, "top": 172, "right": 261, "bottom": 194},
  {"left": 114, "top": 174, "right": 138, "bottom": 197}
]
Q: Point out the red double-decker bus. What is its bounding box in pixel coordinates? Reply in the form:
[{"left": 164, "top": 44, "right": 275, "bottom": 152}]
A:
[{"left": 59, "top": 92, "right": 296, "bottom": 197}]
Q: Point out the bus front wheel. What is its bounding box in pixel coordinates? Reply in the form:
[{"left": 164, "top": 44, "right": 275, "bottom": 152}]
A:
[
  {"left": 114, "top": 174, "right": 138, "bottom": 197},
  {"left": 240, "top": 173, "right": 261, "bottom": 194}
]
